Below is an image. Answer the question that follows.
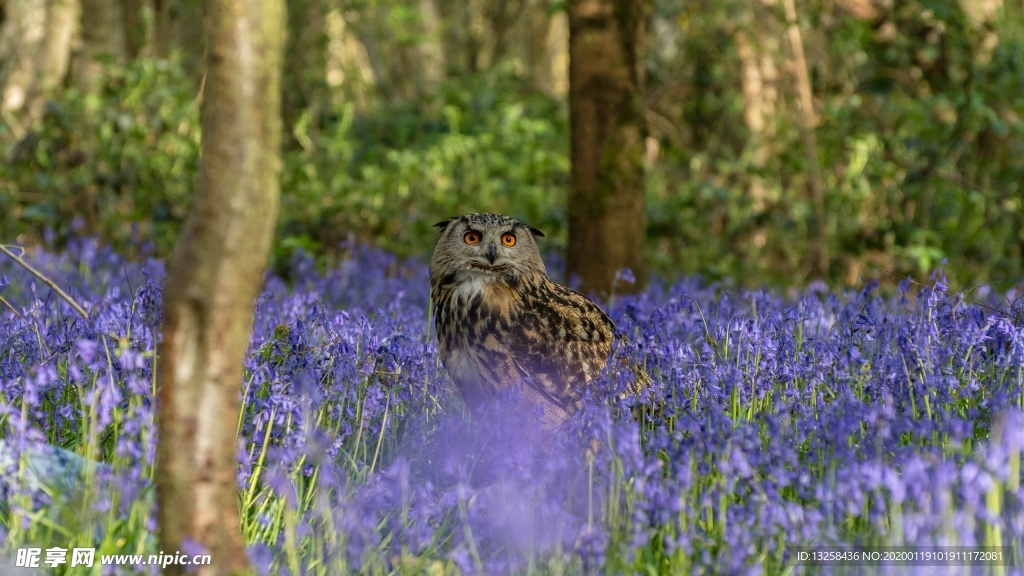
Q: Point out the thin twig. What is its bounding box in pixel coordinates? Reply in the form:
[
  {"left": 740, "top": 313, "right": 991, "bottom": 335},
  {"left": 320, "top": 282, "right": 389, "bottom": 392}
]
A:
[
  {"left": 0, "top": 293, "right": 22, "bottom": 318},
  {"left": 0, "top": 244, "right": 90, "bottom": 319}
]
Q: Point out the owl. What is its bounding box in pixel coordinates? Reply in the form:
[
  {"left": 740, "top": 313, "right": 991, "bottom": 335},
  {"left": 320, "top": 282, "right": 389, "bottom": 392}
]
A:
[{"left": 430, "top": 213, "right": 616, "bottom": 428}]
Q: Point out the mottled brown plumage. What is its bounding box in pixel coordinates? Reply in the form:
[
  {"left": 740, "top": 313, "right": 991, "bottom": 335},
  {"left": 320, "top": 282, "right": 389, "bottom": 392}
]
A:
[{"left": 430, "top": 213, "right": 615, "bottom": 428}]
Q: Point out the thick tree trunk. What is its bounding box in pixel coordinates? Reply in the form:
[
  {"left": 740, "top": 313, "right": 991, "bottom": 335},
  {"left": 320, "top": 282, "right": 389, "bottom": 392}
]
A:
[
  {"left": 1, "top": 0, "right": 77, "bottom": 129},
  {"left": 566, "top": 0, "right": 650, "bottom": 296},
  {"left": 155, "top": 0, "right": 284, "bottom": 574}
]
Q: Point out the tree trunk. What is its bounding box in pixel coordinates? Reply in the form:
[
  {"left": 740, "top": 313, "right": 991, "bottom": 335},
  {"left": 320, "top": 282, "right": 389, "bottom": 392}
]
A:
[
  {"left": 155, "top": 0, "right": 284, "bottom": 573},
  {"left": 74, "top": 0, "right": 125, "bottom": 91},
  {"left": 522, "top": 0, "right": 568, "bottom": 98},
  {"left": 283, "top": 0, "right": 326, "bottom": 145},
  {"left": 566, "top": 0, "right": 650, "bottom": 296},
  {"left": 1, "top": 0, "right": 77, "bottom": 129},
  {"left": 0, "top": 0, "right": 47, "bottom": 124},
  {"left": 121, "top": 0, "right": 144, "bottom": 59},
  {"left": 38, "top": 0, "right": 77, "bottom": 91},
  {"left": 153, "top": 0, "right": 203, "bottom": 77},
  {"left": 781, "top": 0, "right": 828, "bottom": 277},
  {"left": 734, "top": 20, "right": 778, "bottom": 214},
  {"left": 153, "top": 0, "right": 169, "bottom": 56},
  {"left": 543, "top": 8, "right": 570, "bottom": 98},
  {"left": 343, "top": 3, "right": 392, "bottom": 96},
  {"left": 484, "top": 0, "right": 524, "bottom": 66},
  {"left": 435, "top": 0, "right": 482, "bottom": 73},
  {"left": 416, "top": 0, "right": 445, "bottom": 96}
]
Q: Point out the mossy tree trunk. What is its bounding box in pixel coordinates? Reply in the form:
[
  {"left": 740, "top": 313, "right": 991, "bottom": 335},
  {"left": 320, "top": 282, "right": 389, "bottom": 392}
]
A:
[
  {"left": 566, "top": 0, "right": 650, "bottom": 296},
  {"left": 155, "top": 0, "right": 284, "bottom": 574}
]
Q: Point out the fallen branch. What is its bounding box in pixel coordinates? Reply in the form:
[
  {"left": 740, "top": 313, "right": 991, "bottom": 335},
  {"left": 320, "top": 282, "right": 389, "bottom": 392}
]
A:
[{"left": 0, "top": 244, "right": 90, "bottom": 319}]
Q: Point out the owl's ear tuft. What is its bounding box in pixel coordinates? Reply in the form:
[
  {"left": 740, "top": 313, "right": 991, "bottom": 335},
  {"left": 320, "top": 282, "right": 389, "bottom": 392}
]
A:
[
  {"left": 527, "top": 225, "right": 545, "bottom": 238},
  {"left": 434, "top": 218, "right": 456, "bottom": 231}
]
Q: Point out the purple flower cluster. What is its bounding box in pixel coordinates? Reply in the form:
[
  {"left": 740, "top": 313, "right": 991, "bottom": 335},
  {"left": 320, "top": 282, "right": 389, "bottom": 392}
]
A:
[
  {"left": 1, "top": 240, "right": 1022, "bottom": 574},
  {"left": 0, "top": 239, "right": 160, "bottom": 555}
]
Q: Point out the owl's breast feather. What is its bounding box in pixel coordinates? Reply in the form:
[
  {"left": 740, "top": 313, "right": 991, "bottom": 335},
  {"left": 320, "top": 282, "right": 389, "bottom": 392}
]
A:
[{"left": 442, "top": 346, "right": 490, "bottom": 405}]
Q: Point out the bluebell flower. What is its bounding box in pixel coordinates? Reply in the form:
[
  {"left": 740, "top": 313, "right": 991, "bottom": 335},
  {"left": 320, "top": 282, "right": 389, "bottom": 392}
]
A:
[{"left": 4, "top": 241, "right": 1024, "bottom": 572}]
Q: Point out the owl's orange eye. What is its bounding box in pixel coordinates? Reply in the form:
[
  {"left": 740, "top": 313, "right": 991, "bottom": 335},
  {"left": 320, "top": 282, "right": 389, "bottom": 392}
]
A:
[
  {"left": 502, "top": 233, "right": 516, "bottom": 247},
  {"left": 464, "top": 231, "right": 481, "bottom": 245}
]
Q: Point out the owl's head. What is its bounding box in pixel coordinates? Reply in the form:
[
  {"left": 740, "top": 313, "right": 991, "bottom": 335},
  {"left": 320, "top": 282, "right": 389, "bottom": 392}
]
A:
[{"left": 430, "top": 213, "right": 547, "bottom": 283}]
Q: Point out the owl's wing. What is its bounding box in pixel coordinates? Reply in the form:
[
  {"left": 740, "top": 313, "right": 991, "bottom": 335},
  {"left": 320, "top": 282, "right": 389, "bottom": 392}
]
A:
[{"left": 506, "top": 281, "right": 615, "bottom": 413}]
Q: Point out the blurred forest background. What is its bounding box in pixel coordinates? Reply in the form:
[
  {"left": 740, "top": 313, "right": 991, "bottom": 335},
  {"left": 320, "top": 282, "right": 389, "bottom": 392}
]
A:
[{"left": 0, "top": 0, "right": 1021, "bottom": 288}]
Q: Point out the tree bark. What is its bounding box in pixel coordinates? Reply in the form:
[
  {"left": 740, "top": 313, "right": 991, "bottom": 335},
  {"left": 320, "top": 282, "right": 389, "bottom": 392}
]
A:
[
  {"left": 782, "top": 0, "right": 828, "bottom": 277},
  {"left": 153, "top": 0, "right": 203, "bottom": 76},
  {"left": 283, "top": 0, "right": 326, "bottom": 144},
  {"left": 121, "top": 0, "right": 144, "bottom": 59},
  {"left": 416, "top": 0, "right": 445, "bottom": 95},
  {"left": 734, "top": 17, "right": 779, "bottom": 214},
  {"left": 484, "top": 0, "right": 524, "bottom": 66},
  {"left": 523, "top": 0, "right": 568, "bottom": 98},
  {"left": 434, "top": 0, "right": 482, "bottom": 73},
  {"left": 74, "top": 0, "right": 125, "bottom": 91},
  {"left": 155, "top": 0, "right": 284, "bottom": 574},
  {"left": 1, "top": 0, "right": 76, "bottom": 129},
  {"left": 153, "top": 0, "right": 170, "bottom": 56},
  {"left": 38, "top": 0, "right": 77, "bottom": 91},
  {"left": 566, "top": 0, "right": 650, "bottom": 296}
]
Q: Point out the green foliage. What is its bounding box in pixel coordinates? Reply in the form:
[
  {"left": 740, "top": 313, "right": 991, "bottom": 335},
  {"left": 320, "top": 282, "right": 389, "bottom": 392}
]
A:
[
  {"left": 2, "top": 66, "right": 570, "bottom": 272},
  {"left": 278, "top": 75, "right": 570, "bottom": 267},
  {"left": 1, "top": 59, "right": 201, "bottom": 257},
  {"left": 816, "top": 1, "right": 1024, "bottom": 287},
  {"left": 647, "top": 0, "right": 1024, "bottom": 287},
  {"left": 3, "top": 0, "right": 1024, "bottom": 288}
]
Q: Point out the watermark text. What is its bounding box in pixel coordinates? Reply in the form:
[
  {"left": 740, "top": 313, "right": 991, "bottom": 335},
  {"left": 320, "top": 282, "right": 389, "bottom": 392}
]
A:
[
  {"left": 16, "top": 547, "right": 212, "bottom": 569},
  {"left": 791, "top": 546, "right": 1012, "bottom": 566}
]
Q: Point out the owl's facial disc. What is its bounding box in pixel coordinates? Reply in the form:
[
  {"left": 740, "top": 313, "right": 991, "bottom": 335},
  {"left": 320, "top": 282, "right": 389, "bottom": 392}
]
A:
[{"left": 468, "top": 241, "right": 512, "bottom": 273}]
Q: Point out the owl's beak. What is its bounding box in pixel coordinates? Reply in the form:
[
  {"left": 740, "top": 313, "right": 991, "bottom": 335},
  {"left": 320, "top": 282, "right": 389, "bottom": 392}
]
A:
[{"left": 486, "top": 243, "right": 498, "bottom": 264}]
